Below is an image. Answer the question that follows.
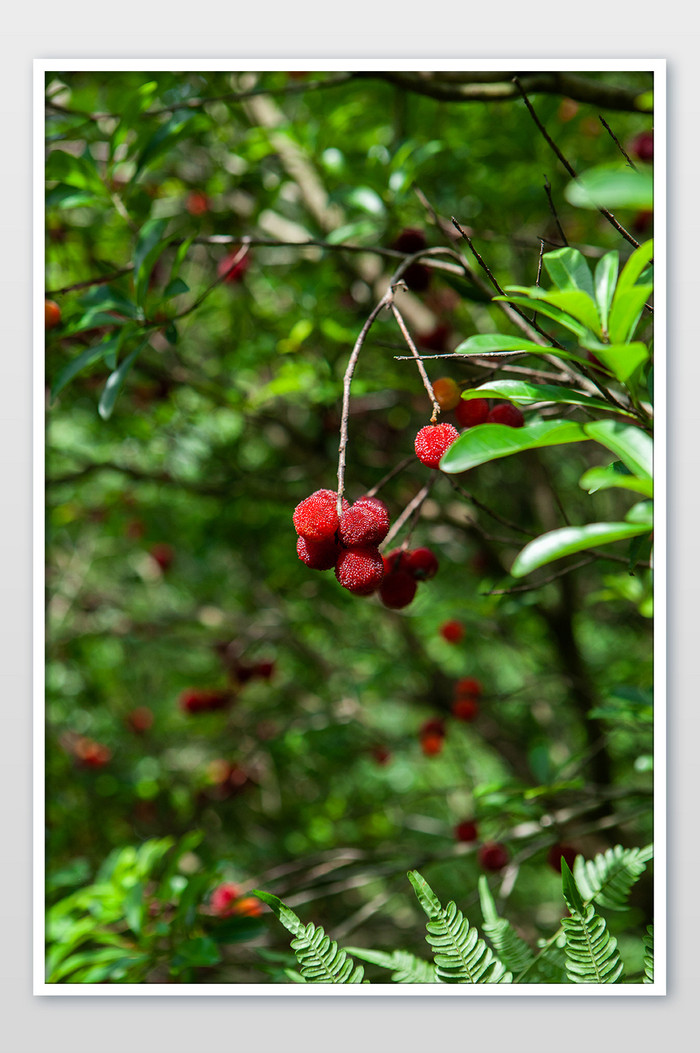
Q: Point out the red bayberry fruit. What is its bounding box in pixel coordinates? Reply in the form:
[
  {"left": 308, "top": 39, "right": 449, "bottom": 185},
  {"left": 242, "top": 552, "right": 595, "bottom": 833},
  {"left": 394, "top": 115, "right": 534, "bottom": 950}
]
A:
[
  {"left": 339, "top": 500, "right": 390, "bottom": 547},
  {"left": 179, "top": 688, "right": 231, "bottom": 714},
  {"left": 415, "top": 423, "right": 460, "bottom": 468},
  {"left": 432, "top": 377, "right": 461, "bottom": 411},
  {"left": 186, "top": 190, "right": 210, "bottom": 216},
  {"left": 451, "top": 697, "right": 479, "bottom": 722},
  {"left": 45, "top": 299, "right": 61, "bottom": 330},
  {"left": 296, "top": 535, "right": 340, "bottom": 570},
  {"left": 371, "top": 745, "right": 391, "bottom": 766},
  {"left": 355, "top": 495, "right": 391, "bottom": 531},
  {"left": 231, "top": 896, "right": 263, "bottom": 918},
  {"left": 405, "top": 547, "right": 439, "bottom": 581},
  {"left": 393, "top": 228, "right": 427, "bottom": 254},
  {"left": 440, "top": 620, "right": 464, "bottom": 644},
  {"left": 479, "top": 842, "right": 509, "bottom": 871},
  {"left": 402, "top": 262, "right": 431, "bottom": 292},
  {"left": 210, "top": 882, "right": 241, "bottom": 917},
  {"left": 379, "top": 569, "right": 417, "bottom": 609},
  {"left": 456, "top": 397, "right": 489, "bottom": 428},
  {"left": 126, "top": 707, "right": 154, "bottom": 733},
  {"left": 547, "top": 843, "right": 579, "bottom": 873},
  {"left": 217, "top": 250, "right": 250, "bottom": 284},
  {"left": 486, "top": 402, "right": 525, "bottom": 427},
  {"left": 455, "top": 677, "right": 482, "bottom": 698},
  {"left": 74, "top": 737, "right": 111, "bottom": 769},
  {"left": 293, "top": 489, "right": 347, "bottom": 543},
  {"left": 420, "top": 717, "right": 446, "bottom": 739},
  {"left": 150, "top": 542, "right": 175, "bottom": 571},
  {"left": 383, "top": 548, "right": 407, "bottom": 574},
  {"left": 418, "top": 323, "right": 451, "bottom": 353},
  {"left": 631, "top": 129, "right": 653, "bottom": 162},
  {"left": 455, "top": 820, "right": 479, "bottom": 843},
  {"left": 421, "top": 732, "right": 444, "bottom": 757},
  {"left": 254, "top": 661, "right": 275, "bottom": 680},
  {"left": 335, "top": 546, "right": 384, "bottom": 595}
]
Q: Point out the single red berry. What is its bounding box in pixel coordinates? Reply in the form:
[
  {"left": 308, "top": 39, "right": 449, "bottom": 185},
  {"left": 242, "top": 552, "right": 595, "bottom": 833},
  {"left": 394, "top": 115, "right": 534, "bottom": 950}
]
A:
[
  {"left": 150, "top": 542, "right": 175, "bottom": 571},
  {"left": 218, "top": 250, "right": 250, "bottom": 284},
  {"left": 293, "top": 489, "right": 347, "bottom": 543},
  {"left": 126, "top": 707, "right": 154, "bottom": 733},
  {"left": 479, "top": 842, "right": 509, "bottom": 871},
  {"left": 451, "top": 697, "right": 479, "bottom": 722},
  {"left": 415, "top": 423, "right": 460, "bottom": 469},
  {"left": 455, "top": 820, "right": 479, "bottom": 843},
  {"left": 296, "top": 535, "right": 340, "bottom": 570},
  {"left": 393, "top": 228, "right": 427, "bottom": 254},
  {"left": 339, "top": 500, "right": 390, "bottom": 547},
  {"left": 186, "top": 190, "right": 210, "bottom": 216},
  {"left": 45, "top": 299, "right": 62, "bottom": 330},
  {"left": 335, "top": 546, "right": 384, "bottom": 595},
  {"left": 210, "top": 883, "right": 241, "bottom": 917},
  {"left": 630, "top": 129, "right": 653, "bottom": 162},
  {"left": 355, "top": 495, "right": 391, "bottom": 531},
  {"left": 383, "top": 548, "right": 407, "bottom": 574},
  {"left": 421, "top": 732, "right": 444, "bottom": 757},
  {"left": 456, "top": 397, "right": 489, "bottom": 428},
  {"left": 547, "top": 843, "right": 579, "bottom": 873},
  {"left": 74, "top": 737, "right": 111, "bottom": 769},
  {"left": 420, "top": 717, "right": 446, "bottom": 739},
  {"left": 440, "top": 620, "right": 464, "bottom": 644},
  {"left": 454, "top": 677, "right": 482, "bottom": 699},
  {"left": 231, "top": 896, "right": 263, "bottom": 918},
  {"left": 379, "top": 569, "right": 417, "bottom": 609},
  {"left": 402, "top": 262, "right": 431, "bottom": 292},
  {"left": 418, "top": 323, "right": 451, "bottom": 353},
  {"left": 486, "top": 402, "right": 525, "bottom": 428},
  {"left": 405, "top": 547, "right": 439, "bottom": 581},
  {"left": 254, "top": 661, "right": 276, "bottom": 680},
  {"left": 432, "top": 377, "right": 461, "bottom": 411},
  {"left": 371, "top": 745, "right": 392, "bottom": 766}
]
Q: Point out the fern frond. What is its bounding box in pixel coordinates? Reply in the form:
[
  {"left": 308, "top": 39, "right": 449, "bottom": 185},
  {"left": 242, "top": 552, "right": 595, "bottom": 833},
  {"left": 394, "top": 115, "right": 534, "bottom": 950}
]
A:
[
  {"left": 347, "top": 946, "right": 436, "bottom": 983},
  {"left": 253, "top": 890, "right": 365, "bottom": 984},
  {"left": 561, "top": 862, "right": 624, "bottom": 983},
  {"left": 408, "top": 870, "right": 512, "bottom": 984},
  {"left": 643, "top": 925, "right": 654, "bottom": 983},
  {"left": 478, "top": 876, "right": 535, "bottom": 977},
  {"left": 573, "top": 843, "right": 653, "bottom": 910}
]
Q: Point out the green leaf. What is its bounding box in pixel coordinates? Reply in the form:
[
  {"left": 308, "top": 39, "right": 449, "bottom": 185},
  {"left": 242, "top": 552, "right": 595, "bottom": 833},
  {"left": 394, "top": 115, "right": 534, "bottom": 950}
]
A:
[
  {"left": 440, "top": 420, "right": 589, "bottom": 474},
  {"left": 492, "top": 295, "right": 592, "bottom": 340},
  {"left": 607, "top": 285, "right": 653, "bottom": 344},
  {"left": 573, "top": 844, "right": 653, "bottom": 911},
  {"left": 478, "top": 877, "right": 535, "bottom": 977},
  {"left": 346, "top": 947, "right": 436, "bottom": 983},
  {"left": 543, "top": 247, "right": 595, "bottom": 299},
  {"left": 454, "top": 334, "right": 552, "bottom": 356},
  {"left": 325, "top": 220, "right": 376, "bottom": 245},
  {"left": 561, "top": 861, "right": 624, "bottom": 983},
  {"left": 461, "top": 380, "right": 635, "bottom": 416},
  {"left": 164, "top": 277, "right": 189, "bottom": 299},
  {"left": 98, "top": 343, "right": 146, "bottom": 420},
  {"left": 133, "top": 217, "right": 170, "bottom": 306},
  {"left": 579, "top": 464, "right": 653, "bottom": 499},
  {"left": 124, "top": 881, "right": 145, "bottom": 935},
  {"left": 643, "top": 926, "right": 654, "bottom": 983},
  {"left": 45, "top": 149, "right": 107, "bottom": 195},
  {"left": 594, "top": 251, "right": 619, "bottom": 332},
  {"left": 51, "top": 335, "right": 124, "bottom": 400},
  {"left": 503, "top": 286, "right": 601, "bottom": 335},
  {"left": 171, "top": 936, "right": 221, "bottom": 971},
  {"left": 510, "top": 522, "right": 652, "bottom": 578},
  {"left": 615, "top": 239, "right": 654, "bottom": 299},
  {"left": 626, "top": 500, "right": 654, "bottom": 526},
  {"left": 46, "top": 183, "right": 102, "bottom": 209},
  {"left": 582, "top": 342, "right": 649, "bottom": 384},
  {"left": 583, "top": 420, "right": 653, "bottom": 479},
  {"left": 253, "top": 890, "right": 306, "bottom": 938},
  {"left": 564, "top": 165, "right": 653, "bottom": 211},
  {"left": 134, "top": 112, "right": 194, "bottom": 179}
]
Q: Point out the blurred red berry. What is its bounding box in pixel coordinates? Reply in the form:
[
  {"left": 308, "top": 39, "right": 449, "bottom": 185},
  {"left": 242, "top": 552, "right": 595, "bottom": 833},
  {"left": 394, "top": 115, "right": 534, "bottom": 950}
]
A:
[
  {"left": 456, "top": 397, "right": 489, "bottom": 428},
  {"left": 179, "top": 688, "right": 231, "bottom": 714},
  {"left": 231, "top": 896, "right": 263, "bottom": 917},
  {"left": 150, "top": 543, "right": 175, "bottom": 571},
  {"left": 186, "top": 190, "right": 210, "bottom": 216},
  {"left": 405, "top": 547, "right": 439, "bottom": 581},
  {"left": 393, "top": 228, "right": 427, "bottom": 254},
  {"left": 371, "top": 745, "right": 391, "bottom": 766},
  {"left": 74, "top": 737, "right": 111, "bottom": 769},
  {"left": 547, "top": 843, "right": 579, "bottom": 873},
  {"left": 632, "top": 209, "right": 653, "bottom": 234},
  {"left": 440, "top": 620, "right": 464, "bottom": 644},
  {"left": 421, "top": 732, "right": 444, "bottom": 757},
  {"left": 379, "top": 569, "right": 417, "bottom": 609},
  {"left": 455, "top": 677, "right": 482, "bottom": 698},
  {"left": 255, "top": 661, "right": 276, "bottom": 680},
  {"left": 210, "top": 883, "right": 242, "bottom": 917},
  {"left": 45, "top": 299, "right": 62, "bottom": 330},
  {"left": 451, "top": 697, "right": 479, "bottom": 722},
  {"left": 455, "top": 820, "right": 478, "bottom": 843},
  {"left": 432, "top": 377, "right": 461, "bottom": 411},
  {"left": 630, "top": 129, "right": 653, "bottom": 162},
  {"left": 217, "top": 250, "right": 250, "bottom": 284},
  {"left": 420, "top": 717, "right": 446, "bottom": 739},
  {"left": 126, "top": 707, "right": 154, "bottom": 733},
  {"left": 479, "top": 842, "right": 509, "bottom": 871},
  {"left": 486, "top": 402, "right": 525, "bottom": 428},
  {"left": 418, "top": 323, "right": 451, "bottom": 353}
]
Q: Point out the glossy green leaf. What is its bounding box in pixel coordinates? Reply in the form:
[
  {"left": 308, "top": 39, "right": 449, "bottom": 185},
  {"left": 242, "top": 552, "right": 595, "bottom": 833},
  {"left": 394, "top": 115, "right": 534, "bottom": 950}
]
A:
[
  {"left": 510, "top": 522, "right": 652, "bottom": 578},
  {"left": 45, "top": 149, "right": 107, "bottom": 195},
  {"left": 461, "top": 380, "right": 634, "bottom": 415},
  {"left": 579, "top": 465, "right": 653, "bottom": 498},
  {"left": 583, "top": 420, "right": 653, "bottom": 479},
  {"left": 607, "top": 284, "right": 653, "bottom": 344},
  {"left": 134, "top": 112, "right": 194, "bottom": 179},
  {"left": 564, "top": 165, "right": 653, "bottom": 211},
  {"left": 581, "top": 342, "right": 649, "bottom": 384},
  {"left": 133, "top": 218, "right": 170, "bottom": 306},
  {"left": 615, "top": 239, "right": 654, "bottom": 299},
  {"left": 440, "top": 420, "right": 589, "bottom": 474},
  {"left": 51, "top": 335, "right": 126, "bottom": 400},
  {"left": 594, "top": 251, "right": 619, "bottom": 332},
  {"left": 503, "top": 286, "right": 601, "bottom": 335},
  {"left": 543, "top": 247, "right": 595, "bottom": 299},
  {"left": 625, "top": 500, "right": 654, "bottom": 526},
  {"left": 492, "top": 295, "right": 592, "bottom": 340},
  {"left": 454, "top": 334, "right": 552, "bottom": 356},
  {"left": 98, "top": 343, "right": 146, "bottom": 420},
  {"left": 164, "top": 277, "right": 189, "bottom": 298}
]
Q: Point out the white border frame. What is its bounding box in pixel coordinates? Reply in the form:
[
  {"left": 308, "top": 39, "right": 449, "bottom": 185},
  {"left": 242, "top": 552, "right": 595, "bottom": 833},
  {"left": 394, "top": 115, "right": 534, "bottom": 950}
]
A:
[{"left": 34, "top": 57, "right": 666, "bottom": 996}]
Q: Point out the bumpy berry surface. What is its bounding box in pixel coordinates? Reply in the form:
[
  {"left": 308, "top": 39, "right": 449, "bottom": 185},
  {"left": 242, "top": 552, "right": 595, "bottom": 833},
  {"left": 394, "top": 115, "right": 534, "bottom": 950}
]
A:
[
  {"left": 405, "top": 547, "right": 439, "bottom": 581},
  {"left": 455, "top": 677, "right": 482, "bottom": 698},
  {"left": 440, "top": 620, "right": 464, "bottom": 643},
  {"left": 455, "top": 820, "right": 479, "bottom": 843},
  {"left": 420, "top": 733, "right": 444, "bottom": 757},
  {"left": 334, "top": 546, "right": 384, "bottom": 595},
  {"left": 486, "top": 402, "right": 525, "bottom": 428},
  {"left": 339, "top": 499, "right": 390, "bottom": 547},
  {"left": 456, "top": 397, "right": 489, "bottom": 428},
  {"left": 415, "top": 423, "right": 460, "bottom": 468},
  {"left": 379, "top": 570, "right": 417, "bottom": 609},
  {"left": 296, "top": 535, "right": 339, "bottom": 570},
  {"left": 479, "top": 842, "right": 509, "bottom": 871},
  {"left": 452, "top": 698, "right": 479, "bottom": 722},
  {"left": 432, "top": 377, "right": 461, "bottom": 411},
  {"left": 293, "top": 489, "right": 347, "bottom": 542}
]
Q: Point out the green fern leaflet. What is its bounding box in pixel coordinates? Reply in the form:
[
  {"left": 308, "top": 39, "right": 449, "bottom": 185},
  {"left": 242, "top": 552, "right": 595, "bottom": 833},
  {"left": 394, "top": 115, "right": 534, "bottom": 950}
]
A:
[
  {"left": 573, "top": 844, "right": 653, "bottom": 910},
  {"left": 561, "top": 862, "right": 624, "bottom": 983}
]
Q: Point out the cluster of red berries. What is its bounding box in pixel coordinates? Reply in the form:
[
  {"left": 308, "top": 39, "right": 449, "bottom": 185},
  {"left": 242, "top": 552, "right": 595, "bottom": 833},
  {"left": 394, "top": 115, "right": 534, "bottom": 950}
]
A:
[
  {"left": 453, "top": 819, "right": 509, "bottom": 871},
  {"left": 451, "top": 676, "right": 482, "bottom": 721},
  {"left": 430, "top": 378, "right": 526, "bottom": 430},
  {"left": 179, "top": 688, "right": 233, "bottom": 715},
  {"left": 380, "top": 545, "right": 439, "bottom": 610},
  {"left": 209, "top": 882, "right": 263, "bottom": 919},
  {"left": 70, "top": 735, "right": 112, "bottom": 769}
]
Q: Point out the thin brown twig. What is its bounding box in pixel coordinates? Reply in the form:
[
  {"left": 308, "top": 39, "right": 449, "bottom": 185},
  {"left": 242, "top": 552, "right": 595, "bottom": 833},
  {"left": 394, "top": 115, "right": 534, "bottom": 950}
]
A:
[
  {"left": 382, "top": 478, "right": 436, "bottom": 550},
  {"left": 543, "top": 176, "right": 568, "bottom": 246},
  {"left": 485, "top": 556, "right": 595, "bottom": 595},
  {"left": 365, "top": 456, "right": 414, "bottom": 499},
  {"left": 389, "top": 297, "right": 441, "bottom": 422},
  {"left": 599, "top": 115, "right": 638, "bottom": 170}
]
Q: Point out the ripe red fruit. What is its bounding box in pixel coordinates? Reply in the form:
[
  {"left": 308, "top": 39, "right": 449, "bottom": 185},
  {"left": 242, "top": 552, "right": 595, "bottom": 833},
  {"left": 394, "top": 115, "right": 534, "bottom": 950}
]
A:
[
  {"left": 150, "top": 542, "right": 175, "bottom": 571},
  {"left": 379, "top": 569, "right": 417, "bottom": 609},
  {"left": 420, "top": 717, "right": 446, "bottom": 739},
  {"left": 421, "top": 733, "right": 444, "bottom": 757},
  {"left": 479, "top": 842, "right": 509, "bottom": 871},
  {"left": 45, "top": 299, "right": 62, "bottom": 330},
  {"left": 432, "top": 377, "right": 461, "bottom": 411},
  {"left": 393, "top": 228, "right": 427, "bottom": 254},
  {"left": 456, "top": 397, "right": 489, "bottom": 428},
  {"left": 440, "top": 620, "right": 464, "bottom": 644},
  {"left": 455, "top": 820, "right": 479, "bottom": 843},
  {"left": 296, "top": 535, "right": 340, "bottom": 570},
  {"left": 486, "top": 402, "right": 525, "bottom": 427},
  {"left": 418, "top": 323, "right": 451, "bottom": 353},
  {"left": 383, "top": 549, "right": 407, "bottom": 574},
  {"left": 293, "top": 489, "right": 347, "bottom": 543},
  {"left": 371, "top": 745, "right": 391, "bottom": 766},
  {"left": 210, "top": 882, "right": 241, "bottom": 917},
  {"left": 402, "top": 262, "right": 431, "bottom": 293},
  {"left": 179, "top": 688, "right": 231, "bottom": 714},
  {"left": 254, "top": 661, "right": 275, "bottom": 680},
  {"left": 231, "top": 896, "right": 263, "bottom": 918},
  {"left": 126, "top": 707, "right": 154, "bottom": 733},
  {"left": 547, "top": 843, "right": 579, "bottom": 873},
  {"left": 405, "top": 547, "right": 439, "bottom": 581},
  {"left": 415, "top": 423, "right": 460, "bottom": 468},
  {"left": 335, "top": 546, "right": 384, "bottom": 595},
  {"left": 631, "top": 129, "right": 653, "bottom": 162},
  {"left": 217, "top": 250, "right": 250, "bottom": 284},
  {"left": 74, "top": 737, "right": 111, "bottom": 769},
  {"left": 339, "top": 499, "right": 390, "bottom": 547},
  {"left": 451, "top": 697, "right": 479, "bottom": 722},
  {"left": 186, "top": 190, "right": 210, "bottom": 216},
  {"left": 455, "top": 677, "right": 482, "bottom": 698}
]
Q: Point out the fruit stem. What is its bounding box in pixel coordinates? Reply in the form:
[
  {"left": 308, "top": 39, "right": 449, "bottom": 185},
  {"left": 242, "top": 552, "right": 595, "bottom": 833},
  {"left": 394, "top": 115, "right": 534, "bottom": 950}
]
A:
[{"left": 389, "top": 299, "right": 441, "bottom": 423}]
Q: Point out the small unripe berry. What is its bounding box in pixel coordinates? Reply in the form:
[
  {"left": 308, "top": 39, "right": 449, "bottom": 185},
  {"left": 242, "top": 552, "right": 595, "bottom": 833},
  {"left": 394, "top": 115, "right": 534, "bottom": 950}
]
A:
[
  {"left": 456, "top": 397, "right": 489, "bottom": 428},
  {"left": 420, "top": 732, "right": 444, "bottom": 757},
  {"left": 379, "top": 569, "right": 417, "bottom": 609},
  {"left": 547, "top": 843, "right": 579, "bottom": 874},
  {"left": 210, "top": 883, "right": 241, "bottom": 917},
  {"left": 432, "top": 377, "right": 461, "bottom": 411},
  {"left": 455, "top": 820, "right": 478, "bottom": 843},
  {"left": 218, "top": 251, "right": 250, "bottom": 284},
  {"left": 45, "top": 299, "right": 62, "bottom": 330},
  {"left": 455, "top": 677, "right": 482, "bottom": 698},
  {"left": 451, "top": 698, "right": 479, "bottom": 722},
  {"left": 415, "top": 423, "right": 460, "bottom": 468},
  {"left": 293, "top": 489, "right": 347, "bottom": 543},
  {"left": 405, "top": 547, "right": 439, "bottom": 581},
  {"left": 231, "top": 896, "right": 263, "bottom": 918},
  {"left": 440, "top": 620, "right": 464, "bottom": 644},
  {"left": 335, "top": 546, "right": 384, "bottom": 595},
  {"left": 339, "top": 499, "right": 390, "bottom": 547},
  {"left": 296, "top": 535, "right": 340, "bottom": 570},
  {"left": 486, "top": 402, "right": 525, "bottom": 428},
  {"left": 479, "top": 842, "right": 509, "bottom": 871}
]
